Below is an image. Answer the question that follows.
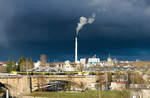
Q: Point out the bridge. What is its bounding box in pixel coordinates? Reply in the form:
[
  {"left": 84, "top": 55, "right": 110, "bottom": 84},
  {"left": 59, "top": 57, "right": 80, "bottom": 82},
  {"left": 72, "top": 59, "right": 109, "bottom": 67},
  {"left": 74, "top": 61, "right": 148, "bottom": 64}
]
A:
[{"left": 0, "top": 75, "right": 99, "bottom": 97}]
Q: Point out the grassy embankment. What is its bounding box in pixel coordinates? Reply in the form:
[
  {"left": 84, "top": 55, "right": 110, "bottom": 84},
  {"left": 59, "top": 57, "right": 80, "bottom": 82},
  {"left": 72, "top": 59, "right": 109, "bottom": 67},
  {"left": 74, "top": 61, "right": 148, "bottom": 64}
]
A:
[{"left": 28, "top": 90, "right": 130, "bottom": 98}]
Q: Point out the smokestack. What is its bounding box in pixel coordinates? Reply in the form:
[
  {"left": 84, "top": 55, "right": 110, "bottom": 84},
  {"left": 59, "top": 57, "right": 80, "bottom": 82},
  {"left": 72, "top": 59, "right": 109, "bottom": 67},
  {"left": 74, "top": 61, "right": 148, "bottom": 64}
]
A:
[
  {"left": 75, "top": 36, "right": 78, "bottom": 63},
  {"left": 75, "top": 13, "right": 95, "bottom": 63}
]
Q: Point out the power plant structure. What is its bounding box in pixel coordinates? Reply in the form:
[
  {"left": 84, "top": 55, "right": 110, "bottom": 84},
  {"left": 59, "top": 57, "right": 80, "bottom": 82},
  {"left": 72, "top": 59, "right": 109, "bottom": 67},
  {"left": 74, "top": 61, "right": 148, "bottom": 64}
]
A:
[
  {"left": 75, "top": 36, "right": 78, "bottom": 63},
  {"left": 74, "top": 13, "right": 95, "bottom": 63}
]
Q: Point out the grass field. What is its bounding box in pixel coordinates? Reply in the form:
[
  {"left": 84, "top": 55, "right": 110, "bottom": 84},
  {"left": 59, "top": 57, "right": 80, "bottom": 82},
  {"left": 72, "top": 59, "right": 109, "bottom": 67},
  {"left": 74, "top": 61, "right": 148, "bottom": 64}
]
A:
[{"left": 28, "top": 90, "right": 130, "bottom": 98}]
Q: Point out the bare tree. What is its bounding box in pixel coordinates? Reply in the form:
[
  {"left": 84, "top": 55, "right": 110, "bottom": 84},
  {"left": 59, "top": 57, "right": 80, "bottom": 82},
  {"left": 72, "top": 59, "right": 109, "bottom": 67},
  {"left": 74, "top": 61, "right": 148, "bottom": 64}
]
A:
[{"left": 40, "top": 54, "right": 47, "bottom": 67}]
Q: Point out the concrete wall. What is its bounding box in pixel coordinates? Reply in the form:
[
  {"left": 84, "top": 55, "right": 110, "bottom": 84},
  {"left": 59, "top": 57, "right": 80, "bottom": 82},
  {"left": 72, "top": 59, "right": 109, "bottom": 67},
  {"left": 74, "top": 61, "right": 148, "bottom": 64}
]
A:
[
  {"left": 0, "top": 76, "right": 31, "bottom": 97},
  {"left": 31, "top": 75, "right": 97, "bottom": 91},
  {"left": 0, "top": 75, "right": 97, "bottom": 97}
]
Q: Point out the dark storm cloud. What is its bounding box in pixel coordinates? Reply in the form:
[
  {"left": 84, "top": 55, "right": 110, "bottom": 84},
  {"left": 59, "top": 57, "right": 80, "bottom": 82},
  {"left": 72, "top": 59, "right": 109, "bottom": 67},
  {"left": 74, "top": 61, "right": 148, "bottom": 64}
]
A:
[
  {"left": 0, "top": 1, "right": 16, "bottom": 47},
  {"left": 82, "top": 0, "right": 150, "bottom": 45},
  {"left": 0, "top": 0, "right": 150, "bottom": 60}
]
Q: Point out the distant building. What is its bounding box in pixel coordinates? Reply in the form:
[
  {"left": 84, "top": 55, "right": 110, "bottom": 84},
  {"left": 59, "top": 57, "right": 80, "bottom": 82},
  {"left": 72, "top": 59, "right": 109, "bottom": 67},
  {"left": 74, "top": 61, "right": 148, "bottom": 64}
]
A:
[
  {"left": 107, "top": 56, "right": 112, "bottom": 63},
  {"left": 63, "top": 61, "right": 75, "bottom": 72},
  {"left": 106, "top": 56, "right": 114, "bottom": 66},
  {"left": 80, "top": 58, "right": 88, "bottom": 68},
  {"left": 80, "top": 58, "right": 86, "bottom": 65},
  {"left": 110, "top": 82, "right": 127, "bottom": 90},
  {"left": 88, "top": 57, "right": 100, "bottom": 66},
  {"left": 0, "top": 62, "right": 7, "bottom": 73},
  {"left": 131, "top": 89, "right": 150, "bottom": 98},
  {"left": 48, "top": 62, "right": 64, "bottom": 72},
  {"left": 80, "top": 55, "right": 100, "bottom": 69},
  {"left": 0, "top": 62, "right": 7, "bottom": 66},
  {"left": 34, "top": 61, "right": 41, "bottom": 68}
]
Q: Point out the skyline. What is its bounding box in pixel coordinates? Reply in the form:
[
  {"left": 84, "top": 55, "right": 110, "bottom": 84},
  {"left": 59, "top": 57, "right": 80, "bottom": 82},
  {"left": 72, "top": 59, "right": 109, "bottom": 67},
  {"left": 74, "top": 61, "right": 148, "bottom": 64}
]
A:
[
  {"left": 1, "top": 54, "right": 149, "bottom": 62},
  {"left": 0, "top": 0, "right": 150, "bottom": 61}
]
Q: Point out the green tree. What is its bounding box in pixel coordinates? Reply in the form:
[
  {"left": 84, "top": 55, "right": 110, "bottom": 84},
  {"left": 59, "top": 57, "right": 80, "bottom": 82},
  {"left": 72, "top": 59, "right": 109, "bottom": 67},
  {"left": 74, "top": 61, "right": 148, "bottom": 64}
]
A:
[
  {"left": 134, "top": 72, "right": 144, "bottom": 84},
  {"left": 7, "top": 57, "right": 12, "bottom": 73},
  {"left": 25, "top": 58, "right": 29, "bottom": 71},
  {"left": 18, "top": 56, "right": 25, "bottom": 71},
  {"left": 126, "top": 72, "right": 131, "bottom": 88},
  {"left": 12, "top": 60, "right": 18, "bottom": 71},
  {"left": 17, "top": 64, "right": 20, "bottom": 71},
  {"left": 108, "top": 72, "right": 112, "bottom": 82}
]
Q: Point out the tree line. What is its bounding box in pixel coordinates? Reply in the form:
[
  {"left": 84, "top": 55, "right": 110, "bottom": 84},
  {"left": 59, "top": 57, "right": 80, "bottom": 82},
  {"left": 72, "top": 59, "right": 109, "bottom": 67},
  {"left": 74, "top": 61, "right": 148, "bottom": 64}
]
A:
[{"left": 6, "top": 56, "right": 34, "bottom": 73}]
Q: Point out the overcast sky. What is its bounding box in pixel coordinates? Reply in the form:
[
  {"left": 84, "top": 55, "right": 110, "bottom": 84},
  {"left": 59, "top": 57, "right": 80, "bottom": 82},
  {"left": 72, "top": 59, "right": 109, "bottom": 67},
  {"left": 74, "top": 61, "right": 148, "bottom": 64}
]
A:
[{"left": 0, "top": 0, "right": 150, "bottom": 61}]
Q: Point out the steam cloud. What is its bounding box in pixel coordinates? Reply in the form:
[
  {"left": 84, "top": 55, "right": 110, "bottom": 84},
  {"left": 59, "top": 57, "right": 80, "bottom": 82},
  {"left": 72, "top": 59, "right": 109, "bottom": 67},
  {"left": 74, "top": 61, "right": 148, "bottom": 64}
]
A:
[{"left": 76, "top": 13, "right": 95, "bottom": 35}]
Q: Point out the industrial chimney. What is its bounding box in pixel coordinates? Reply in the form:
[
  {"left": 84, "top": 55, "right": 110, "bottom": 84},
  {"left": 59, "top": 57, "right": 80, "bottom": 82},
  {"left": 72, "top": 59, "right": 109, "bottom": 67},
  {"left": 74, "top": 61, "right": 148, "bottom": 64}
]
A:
[{"left": 75, "top": 36, "right": 78, "bottom": 63}]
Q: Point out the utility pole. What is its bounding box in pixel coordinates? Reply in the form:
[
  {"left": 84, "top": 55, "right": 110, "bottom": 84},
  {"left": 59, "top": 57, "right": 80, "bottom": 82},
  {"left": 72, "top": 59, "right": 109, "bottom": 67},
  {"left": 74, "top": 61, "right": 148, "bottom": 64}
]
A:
[
  {"left": 98, "top": 72, "right": 102, "bottom": 98},
  {"left": 133, "top": 72, "right": 135, "bottom": 87},
  {"left": 6, "top": 89, "right": 9, "bottom": 98},
  {"left": 29, "top": 76, "right": 32, "bottom": 93},
  {"left": 105, "top": 72, "right": 108, "bottom": 90},
  {"left": 99, "top": 83, "right": 102, "bottom": 98},
  {"left": 126, "top": 73, "right": 128, "bottom": 89}
]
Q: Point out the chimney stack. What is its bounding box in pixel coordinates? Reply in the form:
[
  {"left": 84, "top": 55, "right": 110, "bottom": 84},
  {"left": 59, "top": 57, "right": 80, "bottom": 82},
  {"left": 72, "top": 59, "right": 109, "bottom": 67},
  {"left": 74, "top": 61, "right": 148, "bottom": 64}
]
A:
[{"left": 75, "top": 37, "right": 78, "bottom": 63}]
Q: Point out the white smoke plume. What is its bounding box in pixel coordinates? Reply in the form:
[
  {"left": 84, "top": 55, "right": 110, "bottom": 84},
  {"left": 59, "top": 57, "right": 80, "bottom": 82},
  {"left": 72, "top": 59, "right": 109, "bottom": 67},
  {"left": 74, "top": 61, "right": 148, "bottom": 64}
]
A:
[
  {"left": 88, "top": 13, "right": 95, "bottom": 24},
  {"left": 76, "top": 17, "right": 87, "bottom": 35},
  {"left": 97, "top": 8, "right": 107, "bottom": 12},
  {"left": 76, "top": 13, "right": 96, "bottom": 35}
]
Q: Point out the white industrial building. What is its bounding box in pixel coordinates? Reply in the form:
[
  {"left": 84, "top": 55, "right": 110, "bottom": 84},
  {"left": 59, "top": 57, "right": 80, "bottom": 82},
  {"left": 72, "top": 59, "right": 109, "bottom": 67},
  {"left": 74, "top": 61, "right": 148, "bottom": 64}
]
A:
[
  {"left": 88, "top": 58, "right": 100, "bottom": 65},
  {"left": 80, "top": 55, "right": 100, "bottom": 68},
  {"left": 80, "top": 58, "right": 86, "bottom": 65}
]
